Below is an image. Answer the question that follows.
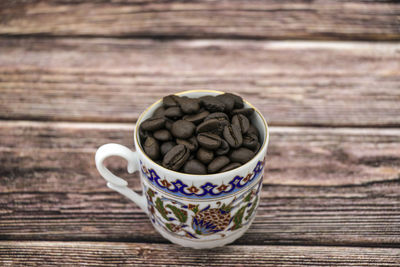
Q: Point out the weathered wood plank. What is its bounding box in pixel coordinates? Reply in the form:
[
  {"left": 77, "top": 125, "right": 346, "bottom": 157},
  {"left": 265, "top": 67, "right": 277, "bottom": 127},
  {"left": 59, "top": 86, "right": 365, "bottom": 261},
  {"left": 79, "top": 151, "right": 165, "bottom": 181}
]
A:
[
  {"left": 0, "top": 0, "right": 399, "bottom": 40},
  {"left": 0, "top": 121, "right": 399, "bottom": 246},
  {"left": 0, "top": 38, "right": 400, "bottom": 126},
  {"left": 1, "top": 242, "right": 400, "bottom": 266}
]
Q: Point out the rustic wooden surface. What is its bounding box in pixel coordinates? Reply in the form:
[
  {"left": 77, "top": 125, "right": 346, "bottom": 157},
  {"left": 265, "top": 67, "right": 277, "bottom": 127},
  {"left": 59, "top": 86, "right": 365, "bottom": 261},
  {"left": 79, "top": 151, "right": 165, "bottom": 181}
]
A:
[
  {"left": 1, "top": 121, "right": 399, "bottom": 248},
  {"left": 1, "top": 0, "right": 400, "bottom": 266},
  {"left": 0, "top": 38, "right": 399, "bottom": 126},
  {"left": 1, "top": 0, "right": 400, "bottom": 40},
  {"left": 1, "top": 242, "right": 400, "bottom": 266}
]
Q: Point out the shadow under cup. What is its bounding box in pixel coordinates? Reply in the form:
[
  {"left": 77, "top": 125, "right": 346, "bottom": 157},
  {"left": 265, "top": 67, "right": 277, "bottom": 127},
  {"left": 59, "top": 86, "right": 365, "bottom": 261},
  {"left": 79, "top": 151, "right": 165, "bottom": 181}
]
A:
[{"left": 133, "top": 90, "right": 269, "bottom": 249}]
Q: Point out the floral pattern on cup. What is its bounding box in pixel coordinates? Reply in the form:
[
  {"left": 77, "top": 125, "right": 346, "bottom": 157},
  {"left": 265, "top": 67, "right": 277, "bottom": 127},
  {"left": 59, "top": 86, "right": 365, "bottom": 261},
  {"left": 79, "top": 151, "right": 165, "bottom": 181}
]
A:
[
  {"left": 140, "top": 158, "right": 265, "bottom": 199},
  {"left": 145, "top": 177, "right": 262, "bottom": 240}
]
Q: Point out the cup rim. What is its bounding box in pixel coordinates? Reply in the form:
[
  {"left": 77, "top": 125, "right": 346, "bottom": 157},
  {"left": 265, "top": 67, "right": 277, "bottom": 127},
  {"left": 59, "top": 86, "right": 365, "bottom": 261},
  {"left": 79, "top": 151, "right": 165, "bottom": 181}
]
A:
[{"left": 134, "top": 90, "right": 269, "bottom": 179}]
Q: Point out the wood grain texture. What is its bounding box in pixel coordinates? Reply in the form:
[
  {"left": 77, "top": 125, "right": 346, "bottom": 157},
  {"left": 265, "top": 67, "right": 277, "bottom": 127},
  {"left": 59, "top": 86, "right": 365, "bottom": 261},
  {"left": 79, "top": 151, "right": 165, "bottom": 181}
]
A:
[
  {"left": 1, "top": 38, "right": 400, "bottom": 126},
  {"left": 1, "top": 242, "right": 400, "bottom": 267},
  {"left": 0, "top": 121, "right": 399, "bottom": 246},
  {"left": 0, "top": 0, "right": 399, "bottom": 40}
]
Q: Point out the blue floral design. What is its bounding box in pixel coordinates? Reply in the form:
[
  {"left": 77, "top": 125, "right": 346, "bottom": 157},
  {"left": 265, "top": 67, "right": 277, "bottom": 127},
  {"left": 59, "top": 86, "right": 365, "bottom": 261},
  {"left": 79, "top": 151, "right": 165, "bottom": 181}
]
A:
[{"left": 140, "top": 159, "right": 264, "bottom": 199}]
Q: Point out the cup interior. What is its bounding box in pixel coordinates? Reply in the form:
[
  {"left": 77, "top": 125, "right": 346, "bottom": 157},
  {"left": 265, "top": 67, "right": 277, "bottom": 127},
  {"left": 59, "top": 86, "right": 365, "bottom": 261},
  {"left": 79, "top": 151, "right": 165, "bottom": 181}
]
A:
[{"left": 135, "top": 90, "right": 268, "bottom": 175}]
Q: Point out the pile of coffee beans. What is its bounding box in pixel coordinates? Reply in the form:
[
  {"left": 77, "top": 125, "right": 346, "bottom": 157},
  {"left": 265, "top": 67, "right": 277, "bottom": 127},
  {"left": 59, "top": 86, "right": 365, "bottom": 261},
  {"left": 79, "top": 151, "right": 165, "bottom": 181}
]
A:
[{"left": 139, "top": 93, "right": 261, "bottom": 174}]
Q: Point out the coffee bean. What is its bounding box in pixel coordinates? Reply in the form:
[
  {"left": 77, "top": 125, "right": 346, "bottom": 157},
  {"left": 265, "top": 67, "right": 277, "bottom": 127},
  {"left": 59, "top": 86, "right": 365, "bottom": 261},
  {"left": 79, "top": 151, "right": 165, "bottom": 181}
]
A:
[
  {"left": 229, "top": 147, "right": 255, "bottom": 164},
  {"left": 204, "top": 113, "right": 230, "bottom": 130},
  {"left": 242, "top": 133, "right": 259, "bottom": 150},
  {"left": 200, "top": 96, "right": 225, "bottom": 112},
  {"left": 141, "top": 93, "right": 262, "bottom": 174},
  {"left": 139, "top": 127, "right": 152, "bottom": 142},
  {"left": 160, "top": 141, "right": 176, "bottom": 157},
  {"left": 153, "top": 129, "right": 172, "bottom": 141},
  {"left": 252, "top": 142, "right": 261, "bottom": 153},
  {"left": 232, "top": 108, "right": 254, "bottom": 117},
  {"left": 140, "top": 117, "right": 166, "bottom": 131},
  {"left": 183, "top": 159, "right": 207, "bottom": 174},
  {"left": 205, "top": 112, "right": 229, "bottom": 122},
  {"left": 215, "top": 139, "right": 229, "bottom": 156},
  {"left": 216, "top": 94, "right": 235, "bottom": 112},
  {"left": 196, "top": 148, "right": 214, "bottom": 164},
  {"left": 196, "top": 119, "right": 222, "bottom": 134},
  {"left": 176, "top": 136, "right": 198, "bottom": 152},
  {"left": 165, "top": 107, "right": 183, "bottom": 118},
  {"left": 223, "top": 124, "right": 243, "bottom": 148},
  {"left": 177, "top": 97, "right": 200, "bottom": 114},
  {"left": 247, "top": 124, "right": 259, "bottom": 138},
  {"left": 153, "top": 106, "right": 166, "bottom": 118},
  {"left": 197, "top": 132, "right": 221, "bottom": 150},
  {"left": 162, "top": 144, "right": 190, "bottom": 171},
  {"left": 232, "top": 114, "right": 250, "bottom": 134},
  {"left": 144, "top": 137, "right": 160, "bottom": 160},
  {"left": 224, "top": 93, "right": 244, "bottom": 108},
  {"left": 220, "top": 162, "right": 241, "bottom": 172},
  {"left": 165, "top": 119, "right": 173, "bottom": 131},
  {"left": 163, "top": 95, "right": 179, "bottom": 108},
  {"left": 171, "top": 120, "right": 195, "bottom": 139},
  {"left": 183, "top": 110, "right": 210, "bottom": 125},
  {"left": 208, "top": 156, "right": 230, "bottom": 173}
]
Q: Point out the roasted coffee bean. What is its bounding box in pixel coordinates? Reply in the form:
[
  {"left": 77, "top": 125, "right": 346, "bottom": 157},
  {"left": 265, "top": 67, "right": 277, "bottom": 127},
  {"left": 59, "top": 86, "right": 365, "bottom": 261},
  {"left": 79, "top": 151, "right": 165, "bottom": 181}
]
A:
[
  {"left": 225, "top": 93, "right": 244, "bottom": 108},
  {"left": 229, "top": 147, "right": 255, "bottom": 164},
  {"left": 164, "top": 107, "right": 183, "bottom": 118},
  {"left": 232, "top": 114, "right": 250, "bottom": 134},
  {"left": 160, "top": 141, "right": 176, "bottom": 157},
  {"left": 197, "top": 132, "right": 221, "bottom": 150},
  {"left": 253, "top": 142, "right": 261, "bottom": 153},
  {"left": 140, "top": 92, "right": 262, "bottom": 174},
  {"left": 242, "top": 133, "right": 259, "bottom": 150},
  {"left": 183, "top": 159, "right": 207, "bottom": 174},
  {"left": 223, "top": 124, "right": 243, "bottom": 148},
  {"left": 196, "top": 148, "right": 214, "bottom": 164},
  {"left": 183, "top": 110, "right": 210, "bottom": 125},
  {"left": 176, "top": 136, "right": 198, "bottom": 152},
  {"left": 205, "top": 112, "right": 229, "bottom": 122},
  {"left": 232, "top": 108, "right": 254, "bottom": 117},
  {"left": 177, "top": 97, "right": 200, "bottom": 114},
  {"left": 163, "top": 95, "right": 179, "bottom": 108},
  {"left": 220, "top": 162, "right": 241, "bottom": 172},
  {"left": 165, "top": 119, "right": 173, "bottom": 131},
  {"left": 200, "top": 96, "right": 225, "bottom": 112},
  {"left": 140, "top": 117, "right": 166, "bottom": 131},
  {"left": 216, "top": 94, "right": 235, "bottom": 112},
  {"left": 139, "top": 127, "right": 152, "bottom": 141},
  {"left": 208, "top": 156, "right": 230, "bottom": 173},
  {"left": 196, "top": 118, "right": 222, "bottom": 134},
  {"left": 162, "top": 144, "right": 190, "bottom": 171},
  {"left": 144, "top": 137, "right": 160, "bottom": 160},
  {"left": 153, "top": 129, "right": 172, "bottom": 141},
  {"left": 215, "top": 139, "right": 229, "bottom": 156},
  {"left": 204, "top": 113, "right": 229, "bottom": 129},
  {"left": 247, "top": 124, "right": 259, "bottom": 138},
  {"left": 153, "top": 106, "right": 166, "bottom": 118},
  {"left": 171, "top": 120, "right": 196, "bottom": 139}
]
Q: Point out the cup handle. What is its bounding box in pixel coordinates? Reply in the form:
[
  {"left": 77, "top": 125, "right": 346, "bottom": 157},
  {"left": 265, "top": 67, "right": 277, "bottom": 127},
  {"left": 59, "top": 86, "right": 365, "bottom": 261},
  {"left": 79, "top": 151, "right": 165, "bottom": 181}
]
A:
[{"left": 95, "top": 143, "right": 147, "bottom": 213}]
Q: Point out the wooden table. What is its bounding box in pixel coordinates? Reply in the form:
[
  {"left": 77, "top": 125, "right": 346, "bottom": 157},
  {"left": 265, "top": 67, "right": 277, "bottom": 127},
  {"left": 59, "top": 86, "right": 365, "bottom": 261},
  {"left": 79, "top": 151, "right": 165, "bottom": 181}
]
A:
[{"left": 1, "top": 1, "right": 400, "bottom": 266}]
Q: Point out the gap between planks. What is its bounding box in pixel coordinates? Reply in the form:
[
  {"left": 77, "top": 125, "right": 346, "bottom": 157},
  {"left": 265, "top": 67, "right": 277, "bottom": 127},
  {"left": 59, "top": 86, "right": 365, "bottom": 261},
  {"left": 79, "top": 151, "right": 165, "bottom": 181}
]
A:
[{"left": 2, "top": 120, "right": 400, "bottom": 134}]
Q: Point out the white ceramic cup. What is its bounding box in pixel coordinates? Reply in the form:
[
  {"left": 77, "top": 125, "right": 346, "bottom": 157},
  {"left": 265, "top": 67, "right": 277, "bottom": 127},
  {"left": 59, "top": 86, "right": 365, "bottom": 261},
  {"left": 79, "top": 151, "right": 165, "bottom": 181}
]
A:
[{"left": 95, "top": 90, "right": 269, "bottom": 249}]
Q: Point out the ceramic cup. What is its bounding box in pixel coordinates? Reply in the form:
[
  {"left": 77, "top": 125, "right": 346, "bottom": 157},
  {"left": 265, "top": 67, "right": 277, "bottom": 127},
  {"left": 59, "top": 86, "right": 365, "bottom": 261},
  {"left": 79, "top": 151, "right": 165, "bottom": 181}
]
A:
[{"left": 95, "top": 90, "right": 269, "bottom": 249}]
